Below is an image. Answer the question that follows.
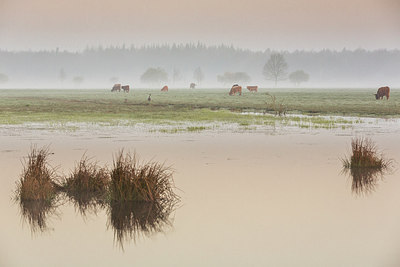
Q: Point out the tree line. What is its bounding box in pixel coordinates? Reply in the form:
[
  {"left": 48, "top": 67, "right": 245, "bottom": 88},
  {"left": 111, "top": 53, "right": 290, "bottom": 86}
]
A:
[{"left": 0, "top": 44, "right": 399, "bottom": 88}]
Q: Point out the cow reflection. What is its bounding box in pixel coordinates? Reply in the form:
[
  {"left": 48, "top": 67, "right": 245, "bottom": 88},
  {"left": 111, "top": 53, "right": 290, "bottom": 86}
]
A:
[{"left": 107, "top": 200, "right": 176, "bottom": 249}]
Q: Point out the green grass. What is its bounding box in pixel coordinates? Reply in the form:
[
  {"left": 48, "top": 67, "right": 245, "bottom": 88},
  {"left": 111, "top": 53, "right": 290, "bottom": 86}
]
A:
[{"left": 1, "top": 88, "right": 398, "bottom": 128}]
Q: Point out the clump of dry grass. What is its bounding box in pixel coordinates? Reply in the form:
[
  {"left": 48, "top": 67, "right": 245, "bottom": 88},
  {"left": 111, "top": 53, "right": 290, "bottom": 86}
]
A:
[
  {"left": 342, "top": 137, "right": 393, "bottom": 195},
  {"left": 16, "top": 146, "right": 58, "bottom": 201},
  {"left": 62, "top": 155, "right": 109, "bottom": 195},
  {"left": 342, "top": 137, "right": 391, "bottom": 169},
  {"left": 109, "top": 150, "right": 178, "bottom": 202},
  {"left": 61, "top": 156, "right": 110, "bottom": 214}
]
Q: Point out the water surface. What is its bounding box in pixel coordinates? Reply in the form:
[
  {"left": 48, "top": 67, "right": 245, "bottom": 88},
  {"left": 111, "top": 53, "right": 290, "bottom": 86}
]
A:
[{"left": 1, "top": 125, "right": 399, "bottom": 267}]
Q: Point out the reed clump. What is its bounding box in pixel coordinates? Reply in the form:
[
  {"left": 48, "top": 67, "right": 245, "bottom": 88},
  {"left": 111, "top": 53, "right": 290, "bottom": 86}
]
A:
[
  {"left": 61, "top": 156, "right": 110, "bottom": 214},
  {"left": 16, "top": 146, "right": 58, "bottom": 201},
  {"left": 109, "top": 151, "right": 178, "bottom": 202},
  {"left": 342, "top": 137, "right": 391, "bottom": 169}
]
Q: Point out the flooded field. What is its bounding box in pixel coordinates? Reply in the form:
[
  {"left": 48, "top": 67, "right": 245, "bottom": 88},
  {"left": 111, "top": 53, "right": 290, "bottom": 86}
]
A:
[{"left": 1, "top": 122, "right": 400, "bottom": 267}]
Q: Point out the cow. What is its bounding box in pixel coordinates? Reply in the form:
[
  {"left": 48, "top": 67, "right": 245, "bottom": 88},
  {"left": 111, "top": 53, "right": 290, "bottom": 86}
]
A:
[
  {"left": 111, "top": 84, "right": 121, "bottom": 92},
  {"left": 190, "top": 83, "right": 196, "bottom": 89},
  {"left": 247, "top": 85, "right": 258, "bottom": 92},
  {"left": 161, "top": 85, "right": 168, "bottom": 92},
  {"left": 374, "top": 86, "right": 390, "bottom": 100},
  {"left": 229, "top": 84, "right": 242, "bottom": 96},
  {"left": 122, "top": 85, "right": 130, "bottom": 93}
]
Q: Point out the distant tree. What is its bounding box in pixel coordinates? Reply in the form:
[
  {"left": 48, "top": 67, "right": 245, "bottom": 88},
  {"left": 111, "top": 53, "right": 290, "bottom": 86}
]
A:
[
  {"left": 0, "top": 73, "right": 9, "bottom": 84},
  {"left": 59, "top": 68, "right": 66, "bottom": 83},
  {"left": 172, "top": 67, "right": 181, "bottom": 84},
  {"left": 110, "top": 76, "right": 119, "bottom": 83},
  {"left": 193, "top": 67, "right": 204, "bottom": 85},
  {"left": 289, "top": 70, "right": 309, "bottom": 86},
  {"left": 73, "top": 76, "right": 84, "bottom": 87},
  {"left": 263, "top": 53, "right": 288, "bottom": 87},
  {"left": 140, "top": 67, "right": 168, "bottom": 85},
  {"left": 217, "top": 72, "right": 251, "bottom": 84}
]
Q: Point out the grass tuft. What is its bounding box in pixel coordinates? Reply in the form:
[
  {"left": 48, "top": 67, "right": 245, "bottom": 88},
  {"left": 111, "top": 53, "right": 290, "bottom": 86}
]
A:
[
  {"left": 16, "top": 146, "right": 58, "bottom": 201},
  {"left": 61, "top": 156, "right": 110, "bottom": 214},
  {"left": 109, "top": 150, "right": 178, "bottom": 202},
  {"left": 342, "top": 137, "right": 391, "bottom": 169},
  {"left": 342, "top": 137, "right": 393, "bottom": 195}
]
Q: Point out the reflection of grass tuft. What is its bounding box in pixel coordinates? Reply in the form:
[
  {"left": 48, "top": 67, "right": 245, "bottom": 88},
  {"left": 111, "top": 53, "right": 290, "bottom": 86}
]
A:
[{"left": 107, "top": 200, "right": 175, "bottom": 249}]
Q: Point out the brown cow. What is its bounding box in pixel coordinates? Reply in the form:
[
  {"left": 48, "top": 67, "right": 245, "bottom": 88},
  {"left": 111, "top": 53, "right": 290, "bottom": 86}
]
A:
[
  {"left": 111, "top": 84, "right": 121, "bottom": 92},
  {"left": 247, "top": 86, "right": 258, "bottom": 92},
  {"left": 229, "top": 84, "right": 242, "bottom": 96},
  {"left": 161, "top": 85, "right": 168, "bottom": 92},
  {"left": 190, "top": 83, "right": 196, "bottom": 89},
  {"left": 374, "top": 86, "right": 390, "bottom": 100},
  {"left": 122, "top": 85, "right": 130, "bottom": 93}
]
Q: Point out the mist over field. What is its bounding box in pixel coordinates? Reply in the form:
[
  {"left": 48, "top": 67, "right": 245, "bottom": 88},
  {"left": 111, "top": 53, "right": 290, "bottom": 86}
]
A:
[{"left": 0, "top": 45, "right": 399, "bottom": 89}]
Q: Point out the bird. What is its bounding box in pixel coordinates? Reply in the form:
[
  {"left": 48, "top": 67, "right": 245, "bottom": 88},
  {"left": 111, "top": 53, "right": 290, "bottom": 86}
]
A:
[{"left": 147, "top": 94, "right": 151, "bottom": 102}]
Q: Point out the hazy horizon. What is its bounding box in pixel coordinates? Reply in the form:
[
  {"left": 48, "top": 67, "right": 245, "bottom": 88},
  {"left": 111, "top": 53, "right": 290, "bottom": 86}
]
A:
[{"left": 1, "top": 0, "right": 400, "bottom": 51}]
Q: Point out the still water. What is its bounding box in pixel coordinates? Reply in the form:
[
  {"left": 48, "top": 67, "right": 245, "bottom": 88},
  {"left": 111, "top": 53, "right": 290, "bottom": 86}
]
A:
[{"left": 1, "top": 124, "right": 399, "bottom": 267}]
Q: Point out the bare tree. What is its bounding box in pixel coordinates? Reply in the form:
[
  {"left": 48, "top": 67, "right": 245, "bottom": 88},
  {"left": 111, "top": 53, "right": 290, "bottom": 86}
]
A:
[
  {"left": 73, "top": 76, "right": 84, "bottom": 87},
  {"left": 193, "top": 67, "right": 204, "bottom": 85},
  {"left": 0, "top": 73, "right": 9, "bottom": 84},
  {"left": 140, "top": 67, "right": 168, "bottom": 86},
  {"left": 217, "top": 72, "right": 251, "bottom": 85},
  {"left": 172, "top": 67, "right": 181, "bottom": 85},
  {"left": 59, "top": 68, "right": 66, "bottom": 87},
  {"left": 263, "top": 53, "right": 288, "bottom": 87},
  {"left": 289, "top": 70, "right": 309, "bottom": 86}
]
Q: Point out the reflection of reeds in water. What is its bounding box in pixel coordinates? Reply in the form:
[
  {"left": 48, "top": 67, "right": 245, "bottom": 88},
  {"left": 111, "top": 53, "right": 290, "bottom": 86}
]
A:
[
  {"left": 342, "top": 167, "right": 384, "bottom": 196},
  {"left": 342, "top": 137, "right": 393, "bottom": 196},
  {"left": 61, "top": 156, "right": 109, "bottom": 215},
  {"left": 107, "top": 200, "right": 176, "bottom": 249},
  {"left": 15, "top": 148, "right": 180, "bottom": 244},
  {"left": 19, "top": 198, "right": 60, "bottom": 233}
]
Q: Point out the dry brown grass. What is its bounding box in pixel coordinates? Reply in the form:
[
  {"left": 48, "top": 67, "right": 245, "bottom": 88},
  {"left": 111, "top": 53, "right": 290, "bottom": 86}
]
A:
[
  {"left": 109, "top": 150, "right": 178, "bottom": 202},
  {"left": 342, "top": 137, "right": 393, "bottom": 195},
  {"left": 342, "top": 137, "right": 391, "bottom": 169},
  {"left": 16, "top": 146, "right": 58, "bottom": 201},
  {"left": 61, "top": 156, "right": 110, "bottom": 215}
]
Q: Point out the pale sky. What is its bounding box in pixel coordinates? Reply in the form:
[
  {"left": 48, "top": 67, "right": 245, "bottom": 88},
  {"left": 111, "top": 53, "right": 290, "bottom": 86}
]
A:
[{"left": 0, "top": 0, "right": 399, "bottom": 51}]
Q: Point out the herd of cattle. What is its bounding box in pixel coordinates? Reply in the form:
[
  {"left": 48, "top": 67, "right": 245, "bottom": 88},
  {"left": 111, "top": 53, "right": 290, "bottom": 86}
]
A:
[{"left": 111, "top": 83, "right": 390, "bottom": 100}]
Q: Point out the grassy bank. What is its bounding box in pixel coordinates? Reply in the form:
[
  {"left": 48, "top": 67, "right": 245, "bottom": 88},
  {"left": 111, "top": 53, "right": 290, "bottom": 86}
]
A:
[{"left": 0, "top": 88, "right": 398, "bottom": 127}]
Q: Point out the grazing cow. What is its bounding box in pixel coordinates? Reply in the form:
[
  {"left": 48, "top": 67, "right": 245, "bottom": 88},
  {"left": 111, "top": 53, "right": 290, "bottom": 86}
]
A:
[
  {"left": 122, "top": 85, "right": 130, "bottom": 93},
  {"left": 374, "top": 86, "right": 390, "bottom": 100},
  {"left": 229, "top": 84, "right": 242, "bottom": 96},
  {"left": 161, "top": 85, "right": 168, "bottom": 92},
  {"left": 247, "top": 85, "right": 258, "bottom": 92},
  {"left": 111, "top": 84, "right": 121, "bottom": 92},
  {"left": 190, "top": 83, "right": 196, "bottom": 89}
]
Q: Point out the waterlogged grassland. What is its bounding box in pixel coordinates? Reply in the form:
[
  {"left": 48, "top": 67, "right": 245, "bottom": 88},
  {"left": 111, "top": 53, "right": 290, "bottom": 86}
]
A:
[{"left": 0, "top": 88, "right": 398, "bottom": 130}]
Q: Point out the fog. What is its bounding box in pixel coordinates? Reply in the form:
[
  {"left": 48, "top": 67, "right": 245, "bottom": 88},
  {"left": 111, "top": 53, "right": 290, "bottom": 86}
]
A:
[
  {"left": 0, "top": 45, "right": 399, "bottom": 89},
  {"left": 1, "top": 0, "right": 399, "bottom": 88}
]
